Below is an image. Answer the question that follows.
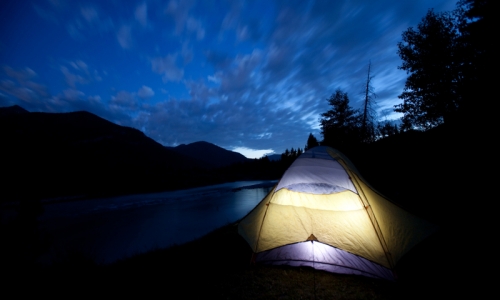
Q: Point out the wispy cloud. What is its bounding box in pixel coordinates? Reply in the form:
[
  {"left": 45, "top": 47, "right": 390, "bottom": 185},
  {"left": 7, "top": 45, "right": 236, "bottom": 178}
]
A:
[
  {"left": 165, "top": 0, "right": 195, "bottom": 34},
  {"left": 61, "top": 4, "right": 114, "bottom": 41},
  {"left": 0, "top": 67, "right": 50, "bottom": 109},
  {"left": 186, "top": 17, "right": 205, "bottom": 40},
  {"left": 111, "top": 90, "right": 137, "bottom": 109},
  {"left": 61, "top": 66, "right": 88, "bottom": 88},
  {"left": 33, "top": 4, "right": 59, "bottom": 24},
  {"left": 117, "top": 25, "right": 133, "bottom": 49},
  {"left": 81, "top": 6, "right": 99, "bottom": 23},
  {"left": 151, "top": 55, "right": 184, "bottom": 82},
  {"left": 135, "top": 2, "right": 148, "bottom": 27},
  {"left": 138, "top": 85, "right": 154, "bottom": 99}
]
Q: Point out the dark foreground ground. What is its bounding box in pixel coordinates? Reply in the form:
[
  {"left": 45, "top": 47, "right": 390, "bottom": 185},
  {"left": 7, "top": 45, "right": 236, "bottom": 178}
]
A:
[{"left": 4, "top": 220, "right": 468, "bottom": 299}]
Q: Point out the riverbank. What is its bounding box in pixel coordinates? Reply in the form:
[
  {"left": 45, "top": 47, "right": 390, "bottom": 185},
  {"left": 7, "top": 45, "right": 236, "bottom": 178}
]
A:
[{"left": 1, "top": 181, "right": 277, "bottom": 267}]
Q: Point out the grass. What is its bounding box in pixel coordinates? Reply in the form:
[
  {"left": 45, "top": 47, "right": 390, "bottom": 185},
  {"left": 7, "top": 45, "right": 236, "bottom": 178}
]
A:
[{"left": 3, "top": 219, "right": 466, "bottom": 299}]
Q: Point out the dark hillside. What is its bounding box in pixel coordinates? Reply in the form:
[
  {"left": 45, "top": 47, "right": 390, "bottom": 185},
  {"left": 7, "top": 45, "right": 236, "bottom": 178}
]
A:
[
  {"left": 170, "top": 141, "right": 249, "bottom": 168},
  {"left": 0, "top": 104, "right": 28, "bottom": 116},
  {"left": 345, "top": 122, "right": 476, "bottom": 225},
  {"left": 340, "top": 120, "right": 482, "bottom": 296},
  {"left": 0, "top": 108, "right": 208, "bottom": 201}
]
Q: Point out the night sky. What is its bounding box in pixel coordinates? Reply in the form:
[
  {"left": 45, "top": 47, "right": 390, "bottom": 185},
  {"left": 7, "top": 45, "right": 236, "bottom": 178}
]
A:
[{"left": 0, "top": 0, "right": 457, "bottom": 158}]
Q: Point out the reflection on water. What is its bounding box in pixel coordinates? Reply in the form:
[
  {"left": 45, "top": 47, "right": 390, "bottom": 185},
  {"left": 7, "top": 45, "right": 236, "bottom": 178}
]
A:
[{"left": 37, "top": 180, "right": 276, "bottom": 264}]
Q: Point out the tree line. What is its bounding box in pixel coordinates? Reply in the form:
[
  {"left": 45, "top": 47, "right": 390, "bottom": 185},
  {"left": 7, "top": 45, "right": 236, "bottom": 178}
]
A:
[
  {"left": 312, "top": 0, "right": 490, "bottom": 152},
  {"left": 275, "top": 0, "right": 490, "bottom": 162}
]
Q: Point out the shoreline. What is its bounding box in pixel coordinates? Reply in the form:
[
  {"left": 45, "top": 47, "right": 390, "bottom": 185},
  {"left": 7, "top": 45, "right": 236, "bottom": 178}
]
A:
[{"left": 1, "top": 179, "right": 279, "bottom": 209}]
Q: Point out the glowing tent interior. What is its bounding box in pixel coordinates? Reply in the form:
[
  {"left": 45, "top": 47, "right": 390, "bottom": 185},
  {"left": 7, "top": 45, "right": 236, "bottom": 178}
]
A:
[{"left": 238, "top": 146, "right": 436, "bottom": 280}]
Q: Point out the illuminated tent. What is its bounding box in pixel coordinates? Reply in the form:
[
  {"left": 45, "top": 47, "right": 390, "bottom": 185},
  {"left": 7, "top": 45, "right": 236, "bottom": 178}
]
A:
[{"left": 238, "top": 146, "right": 436, "bottom": 280}]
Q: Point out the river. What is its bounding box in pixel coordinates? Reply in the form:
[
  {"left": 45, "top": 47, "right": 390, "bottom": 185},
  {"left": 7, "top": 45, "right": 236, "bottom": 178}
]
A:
[{"left": 25, "top": 180, "right": 276, "bottom": 265}]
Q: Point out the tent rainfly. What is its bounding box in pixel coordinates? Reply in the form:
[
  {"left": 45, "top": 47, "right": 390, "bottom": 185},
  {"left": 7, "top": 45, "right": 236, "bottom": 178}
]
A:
[{"left": 238, "top": 146, "right": 436, "bottom": 280}]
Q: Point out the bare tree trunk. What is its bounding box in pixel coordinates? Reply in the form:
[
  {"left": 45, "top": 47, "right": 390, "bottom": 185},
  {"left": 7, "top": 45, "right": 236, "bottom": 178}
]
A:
[{"left": 363, "top": 61, "right": 371, "bottom": 131}]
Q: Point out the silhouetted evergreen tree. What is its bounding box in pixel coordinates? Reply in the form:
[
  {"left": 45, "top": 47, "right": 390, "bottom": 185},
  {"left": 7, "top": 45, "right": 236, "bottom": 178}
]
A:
[
  {"left": 395, "top": 9, "right": 462, "bottom": 130},
  {"left": 279, "top": 146, "right": 303, "bottom": 169},
  {"left": 320, "top": 89, "right": 362, "bottom": 151},
  {"left": 395, "top": 1, "right": 494, "bottom": 130},
  {"left": 281, "top": 148, "right": 290, "bottom": 160},
  {"left": 377, "top": 122, "right": 400, "bottom": 139},
  {"left": 305, "top": 133, "right": 319, "bottom": 151},
  {"left": 454, "top": 0, "right": 493, "bottom": 126}
]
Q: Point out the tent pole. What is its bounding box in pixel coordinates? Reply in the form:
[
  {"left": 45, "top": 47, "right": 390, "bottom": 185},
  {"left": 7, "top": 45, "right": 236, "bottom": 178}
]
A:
[{"left": 338, "top": 158, "right": 394, "bottom": 271}]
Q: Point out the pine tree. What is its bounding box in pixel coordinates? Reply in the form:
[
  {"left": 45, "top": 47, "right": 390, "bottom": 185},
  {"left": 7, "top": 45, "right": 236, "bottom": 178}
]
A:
[
  {"left": 305, "top": 133, "right": 319, "bottom": 151},
  {"left": 320, "top": 89, "right": 362, "bottom": 150},
  {"left": 394, "top": 9, "right": 461, "bottom": 130}
]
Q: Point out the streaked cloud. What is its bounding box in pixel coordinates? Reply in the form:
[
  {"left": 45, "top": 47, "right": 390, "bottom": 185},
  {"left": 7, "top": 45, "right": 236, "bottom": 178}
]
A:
[
  {"left": 81, "top": 6, "right": 99, "bottom": 23},
  {"left": 135, "top": 3, "right": 148, "bottom": 27},
  {"left": 150, "top": 55, "right": 184, "bottom": 82},
  {"left": 138, "top": 85, "right": 154, "bottom": 99},
  {"left": 117, "top": 25, "right": 133, "bottom": 49}
]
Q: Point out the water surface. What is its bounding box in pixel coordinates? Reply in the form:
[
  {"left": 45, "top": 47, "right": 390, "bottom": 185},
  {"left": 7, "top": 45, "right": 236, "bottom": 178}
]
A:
[{"left": 37, "top": 180, "right": 276, "bottom": 264}]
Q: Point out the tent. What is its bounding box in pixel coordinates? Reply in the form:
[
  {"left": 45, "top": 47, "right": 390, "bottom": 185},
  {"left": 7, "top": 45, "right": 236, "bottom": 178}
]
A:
[{"left": 238, "top": 146, "right": 436, "bottom": 280}]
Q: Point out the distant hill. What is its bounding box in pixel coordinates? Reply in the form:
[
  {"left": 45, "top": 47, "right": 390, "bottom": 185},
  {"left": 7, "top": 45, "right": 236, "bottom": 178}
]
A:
[
  {"left": 0, "top": 106, "right": 218, "bottom": 201},
  {"left": 169, "top": 141, "right": 249, "bottom": 168}
]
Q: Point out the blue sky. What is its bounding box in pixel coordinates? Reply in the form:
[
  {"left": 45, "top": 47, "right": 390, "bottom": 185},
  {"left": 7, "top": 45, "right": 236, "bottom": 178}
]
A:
[{"left": 0, "top": 0, "right": 457, "bottom": 158}]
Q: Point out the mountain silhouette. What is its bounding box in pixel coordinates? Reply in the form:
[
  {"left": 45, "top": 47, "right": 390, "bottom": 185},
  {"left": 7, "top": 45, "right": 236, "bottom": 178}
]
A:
[
  {"left": 0, "top": 104, "right": 28, "bottom": 116},
  {"left": 0, "top": 106, "right": 243, "bottom": 201},
  {"left": 169, "top": 141, "right": 249, "bottom": 168}
]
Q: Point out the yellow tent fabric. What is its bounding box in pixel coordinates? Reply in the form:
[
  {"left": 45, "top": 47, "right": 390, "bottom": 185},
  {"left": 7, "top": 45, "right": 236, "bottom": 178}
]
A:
[{"left": 238, "top": 146, "right": 436, "bottom": 280}]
